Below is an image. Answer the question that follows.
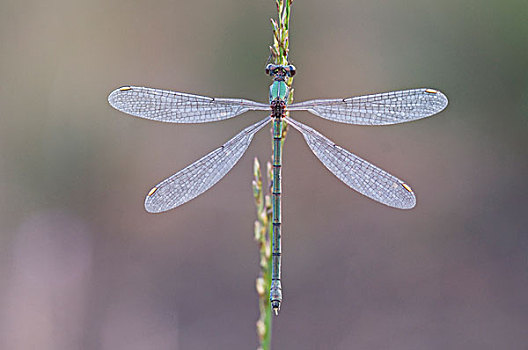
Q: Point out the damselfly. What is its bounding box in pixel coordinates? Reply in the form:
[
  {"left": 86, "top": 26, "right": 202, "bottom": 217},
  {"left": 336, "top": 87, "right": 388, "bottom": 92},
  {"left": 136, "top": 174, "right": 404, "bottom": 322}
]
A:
[{"left": 108, "top": 64, "right": 448, "bottom": 314}]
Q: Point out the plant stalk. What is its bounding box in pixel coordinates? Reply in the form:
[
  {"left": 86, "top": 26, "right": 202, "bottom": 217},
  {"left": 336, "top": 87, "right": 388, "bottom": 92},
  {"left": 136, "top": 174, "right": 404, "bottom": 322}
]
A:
[{"left": 254, "top": 1, "right": 294, "bottom": 349}]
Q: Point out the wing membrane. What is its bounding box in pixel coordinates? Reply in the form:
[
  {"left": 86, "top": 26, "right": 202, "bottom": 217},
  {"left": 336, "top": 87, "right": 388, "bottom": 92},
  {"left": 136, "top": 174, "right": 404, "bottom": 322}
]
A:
[
  {"left": 288, "top": 118, "right": 416, "bottom": 209},
  {"left": 145, "top": 117, "right": 270, "bottom": 213},
  {"left": 288, "top": 88, "right": 448, "bottom": 125},
  {"left": 108, "top": 86, "right": 269, "bottom": 123}
]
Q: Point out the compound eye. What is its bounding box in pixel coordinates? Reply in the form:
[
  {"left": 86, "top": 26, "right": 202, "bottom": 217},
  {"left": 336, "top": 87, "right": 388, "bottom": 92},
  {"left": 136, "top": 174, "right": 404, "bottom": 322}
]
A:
[
  {"left": 265, "top": 64, "right": 273, "bottom": 75},
  {"left": 288, "top": 65, "right": 296, "bottom": 77}
]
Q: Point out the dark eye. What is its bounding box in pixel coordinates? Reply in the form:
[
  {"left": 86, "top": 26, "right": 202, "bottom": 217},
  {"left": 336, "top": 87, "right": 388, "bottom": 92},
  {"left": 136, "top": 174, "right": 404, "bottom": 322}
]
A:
[
  {"left": 265, "top": 64, "right": 273, "bottom": 75},
  {"left": 288, "top": 65, "right": 296, "bottom": 77}
]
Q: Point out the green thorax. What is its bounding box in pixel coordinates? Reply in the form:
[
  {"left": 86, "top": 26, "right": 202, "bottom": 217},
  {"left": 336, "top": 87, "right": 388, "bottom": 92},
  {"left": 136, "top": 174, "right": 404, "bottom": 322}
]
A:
[{"left": 269, "top": 80, "right": 289, "bottom": 103}]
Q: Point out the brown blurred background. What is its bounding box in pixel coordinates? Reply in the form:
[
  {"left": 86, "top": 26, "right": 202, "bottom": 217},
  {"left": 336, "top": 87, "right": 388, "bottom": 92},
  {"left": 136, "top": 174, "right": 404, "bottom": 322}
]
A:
[{"left": 1, "top": 0, "right": 527, "bottom": 349}]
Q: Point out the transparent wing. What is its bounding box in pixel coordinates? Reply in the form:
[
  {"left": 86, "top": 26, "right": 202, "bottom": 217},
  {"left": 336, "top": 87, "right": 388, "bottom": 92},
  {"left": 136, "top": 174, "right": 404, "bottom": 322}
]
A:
[
  {"left": 288, "top": 88, "right": 448, "bottom": 125},
  {"left": 288, "top": 118, "right": 416, "bottom": 209},
  {"left": 145, "top": 117, "right": 270, "bottom": 213},
  {"left": 108, "top": 86, "right": 269, "bottom": 123}
]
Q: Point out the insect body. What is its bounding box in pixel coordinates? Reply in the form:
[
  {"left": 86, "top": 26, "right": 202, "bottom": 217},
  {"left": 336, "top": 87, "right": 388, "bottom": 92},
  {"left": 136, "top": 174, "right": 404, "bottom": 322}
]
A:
[{"left": 108, "top": 64, "right": 448, "bottom": 314}]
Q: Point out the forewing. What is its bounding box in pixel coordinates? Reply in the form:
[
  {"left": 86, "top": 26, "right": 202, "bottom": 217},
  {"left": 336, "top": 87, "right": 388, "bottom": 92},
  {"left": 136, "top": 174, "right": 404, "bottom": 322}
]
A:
[
  {"left": 288, "top": 88, "right": 448, "bottom": 125},
  {"left": 145, "top": 117, "right": 270, "bottom": 213},
  {"left": 108, "top": 86, "right": 269, "bottom": 123},
  {"left": 288, "top": 118, "right": 416, "bottom": 209}
]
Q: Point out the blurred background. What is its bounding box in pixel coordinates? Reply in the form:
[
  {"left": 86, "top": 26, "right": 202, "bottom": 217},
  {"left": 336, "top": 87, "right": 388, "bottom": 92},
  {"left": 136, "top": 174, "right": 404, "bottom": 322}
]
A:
[{"left": 1, "top": 0, "right": 527, "bottom": 349}]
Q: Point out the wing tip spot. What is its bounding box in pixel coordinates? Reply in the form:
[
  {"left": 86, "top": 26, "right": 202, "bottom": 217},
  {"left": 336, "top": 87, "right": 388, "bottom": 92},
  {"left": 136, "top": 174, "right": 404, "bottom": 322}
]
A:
[
  {"left": 147, "top": 187, "right": 158, "bottom": 196},
  {"left": 119, "top": 86, "right": 132, "bottom": 91},
  {"left": 425, "top": 88, "right": 438, "bottom": 94},
  {"left": 402, "top": 183, "right": 413, "bottom": 192}
]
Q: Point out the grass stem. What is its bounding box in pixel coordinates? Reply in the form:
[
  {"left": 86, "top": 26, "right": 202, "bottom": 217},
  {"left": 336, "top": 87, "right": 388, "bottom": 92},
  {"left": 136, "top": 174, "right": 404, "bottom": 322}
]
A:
[{"left": 254, "top": 1, "right": 294, "bottom": 349}]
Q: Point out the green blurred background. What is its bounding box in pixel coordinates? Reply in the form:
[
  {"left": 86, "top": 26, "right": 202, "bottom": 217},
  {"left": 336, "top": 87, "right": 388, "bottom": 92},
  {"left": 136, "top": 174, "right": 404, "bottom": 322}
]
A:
[{"left": 1, "top": 0, "right": 527, "bottom": 349}]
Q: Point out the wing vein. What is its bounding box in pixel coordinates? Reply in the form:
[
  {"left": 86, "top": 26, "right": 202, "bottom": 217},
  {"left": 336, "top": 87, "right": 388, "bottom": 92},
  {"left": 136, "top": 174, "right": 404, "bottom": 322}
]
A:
[
  {"left": 288, "top": 88, "right": 448, "bottom": 125},
  {"left": 144, "top": 117, "right": 271, "bottom": 213},
  {"left": 108, "top": 86, "right": 269, "bottom": 123},
  {"left": 287, "top": 118, "right": 416, "bottom": 209}
]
